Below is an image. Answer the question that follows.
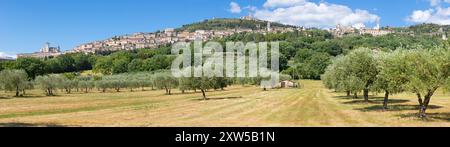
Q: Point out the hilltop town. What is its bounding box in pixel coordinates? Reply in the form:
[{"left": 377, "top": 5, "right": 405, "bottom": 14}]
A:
[
  {"left": 17, "top": 17, "right": 398, "bottom": 58},
  {"left": 67, "top": 17, "right": 302, "bottom": 55}
]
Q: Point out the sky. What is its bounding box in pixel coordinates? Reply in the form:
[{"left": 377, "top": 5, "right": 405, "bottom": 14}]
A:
[{"left": 0, "top": 0, "right": 447, "bottom": 57}]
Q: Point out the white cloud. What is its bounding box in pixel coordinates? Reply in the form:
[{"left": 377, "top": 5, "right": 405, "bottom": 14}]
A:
[
  {"left": 229, "top": 2, "right": 242, "bottom": 14},
  {"left": 408, "top": 9, "right": 434, "bottom": 23},
  {"left": 0, "top": 52, "right": 17, "bottom": 59},
  {"left": 429, "top": 0, "right": 450, "bottom": 6},
  {"left": 244, "top": 6, "right": 257, "bottom": 12},
  {"left": 263, "top": 0, "right": 306, "bottom": 8},
  {"left": 407, "top": 1, "right": 450, "bottom": 25},
  {"left": 252, "top": 1, "right": 380, "bottom": 28},
  {"left": 430, "top": 0, "right": 441, "bottom": 6}
]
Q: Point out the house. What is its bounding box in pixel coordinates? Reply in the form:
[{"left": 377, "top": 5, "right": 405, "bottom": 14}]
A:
[{"left": 278, "top": 80, "right": 296, "bottom": 88}]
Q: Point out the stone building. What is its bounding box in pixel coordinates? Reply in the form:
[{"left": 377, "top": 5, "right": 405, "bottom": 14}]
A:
[{"left": 17, "top": 42, "right": 62, "bottom": 58}]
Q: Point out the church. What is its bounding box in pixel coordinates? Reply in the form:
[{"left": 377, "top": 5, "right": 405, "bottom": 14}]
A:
[{"left": 17, "top": 42, "right": 62, "bottom": 58}]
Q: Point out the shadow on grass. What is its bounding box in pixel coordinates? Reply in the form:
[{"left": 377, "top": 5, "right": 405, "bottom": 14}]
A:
[
  {"left": 357, "top": 104, "right": 443, "bottom": 112},
  {"left": 13, "top": 95, "right": 64, "bottom": 99},
  {"left": 333, "top": 95, "right": 386, "bottom": 100},
  {"left": 0, "top": 95, "right": 60, "bottom": 99},
  {"left": 0, "top": 122, "right": 69, "bottom": 127},
  {"left": 399, "top": 112, "right": 450, "bottom": 122},
  {"left": 333, "top": 95, "right": 359, "bottom": 99},
  {"left": 0, "top": 97, "right": 11, "bottom": 100},
  {"left": 168, "top": 92, "right": 202, "bottom": 96},
  {"left": 342, "top": 99, "right": 410, "bottom": 105},
  {"left": 194, "top": 96, "right": 244, "bottom": 101}
]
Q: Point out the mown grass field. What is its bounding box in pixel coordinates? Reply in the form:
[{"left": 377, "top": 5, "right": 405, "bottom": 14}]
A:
[{"left": 0, "top": 80, "right": 449, "bottom": 127}]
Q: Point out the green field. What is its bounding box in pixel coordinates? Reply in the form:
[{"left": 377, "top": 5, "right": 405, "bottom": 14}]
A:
[{"left": 0, "top": 80, "right": 449, "bottom": 127}]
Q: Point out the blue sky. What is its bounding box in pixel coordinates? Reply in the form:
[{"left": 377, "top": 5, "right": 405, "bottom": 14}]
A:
[{"left": 0, "top": 0, "right": 440, "bottom": 56}]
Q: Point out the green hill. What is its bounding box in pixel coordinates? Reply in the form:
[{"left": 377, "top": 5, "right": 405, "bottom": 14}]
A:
[{"left": 177, "top": 18, "right": 296, "bottom": 32}]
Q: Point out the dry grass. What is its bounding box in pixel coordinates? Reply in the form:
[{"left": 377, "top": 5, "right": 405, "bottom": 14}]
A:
[{"left": 0, "top": 80, "right": 449, "bottom": 127}]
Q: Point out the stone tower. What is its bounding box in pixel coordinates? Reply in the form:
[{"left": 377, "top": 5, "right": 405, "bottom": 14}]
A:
[{"left": 41, "top": 42, "right": 51, "bottom": 53}]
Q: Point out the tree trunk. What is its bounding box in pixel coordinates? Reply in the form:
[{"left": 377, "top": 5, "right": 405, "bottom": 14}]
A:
[
  {"left": 383, "top": 91, "right": 389, "bottom": 110},
  {"left": 48, "top": 88, "right": 53, "bottom": 96},
  {"left": 417, "top": 93, "right": 423, "bottom": 106},
  {"left": 353, "top": 92, "right": 358, "bottom": 99},
  {"left": 15, "top": 86, "right": 20, "bottom": 97},
  {"left": 201, "top": 89, "right": 207, "bottom": 100},
  {"left": 346, "top": 91, "right": 350, "bottom": 97},
  {"left": 419, "top": 96, "right": 431, "bottom": 118},
  {"left": 363, "top": 88, "right": 369, "bottom": 102},
  {"left": 419, "top": 90, "right": 435, "bottom": 118}
]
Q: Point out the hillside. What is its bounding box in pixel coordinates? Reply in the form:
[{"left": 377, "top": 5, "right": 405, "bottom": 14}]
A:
[
  {"left": 177, "top": 18, "right": 296, "bottom": 32},
  {"left": 394, "top": 23, "right": 450, "bottom": 36}
]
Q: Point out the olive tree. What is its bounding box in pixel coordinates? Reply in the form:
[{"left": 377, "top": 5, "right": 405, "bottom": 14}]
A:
[
  {"left": 59, "top": 77, "right": 77, "bottom": 94},
  {"left": 78, "top": 80, "right": 94, "bottom": 93},
  {"left": 103, "top": 75, "right": 127, "bottom": 92},
  {"left": 178, "top": 76, "right": 194, "bottom": 93},
  {"left": 134, "top": 73, "right": 153, "bottom": 91},
  {"left": 446, "top": 78, "right": 450, "bottom": 92},
  {"left": 404, "top": 48, "right": 450, "bottom": 118},
  {"left": 0, "top": 69, "right": 29, "bottom": 97},
  {"left": 192, "top": 76, "right": 214, "bottom": 100},
  {"left": 127, "top": 79, "right": 140, "bottom": 92},
  {"left": 374, "top": 47, "right": 450, "bottom": 117},
  {"left": 153, "top": 71, "right": 178, "bottom": 95},
  {"left": 344, "top": 48, "right": 379, "bottom": 102},
  {"left": 21, "top": 81, "right": 34, "bottom": 95},
  {"left": 35, "top": 74, "right": 62, "bottom": 96},
  {"left": 323, "top": 56, "right": 364, "bottom": 98},
  {"left": 373, "top": 51, "right": 408, "bottom": 110},
  {"left": 180, "top": 65, "right": 228, "bottom": 100},
  {"left": 95, "top": 80, "right": 110, "bottom": 92}
]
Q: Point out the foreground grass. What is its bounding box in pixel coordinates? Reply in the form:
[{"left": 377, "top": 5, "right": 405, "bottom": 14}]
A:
[{"left": 0, "top": 80, "right": 449, "bottom": 127}]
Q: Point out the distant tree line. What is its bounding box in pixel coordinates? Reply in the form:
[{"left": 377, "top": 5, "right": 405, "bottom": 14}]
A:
[{"left": 0, "top": 46, "right": 174, "bottom": 79}]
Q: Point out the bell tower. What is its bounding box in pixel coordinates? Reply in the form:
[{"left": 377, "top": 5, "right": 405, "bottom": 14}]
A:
[{"left": 41, "top": 42, "right": 51, "bottom": 53}]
